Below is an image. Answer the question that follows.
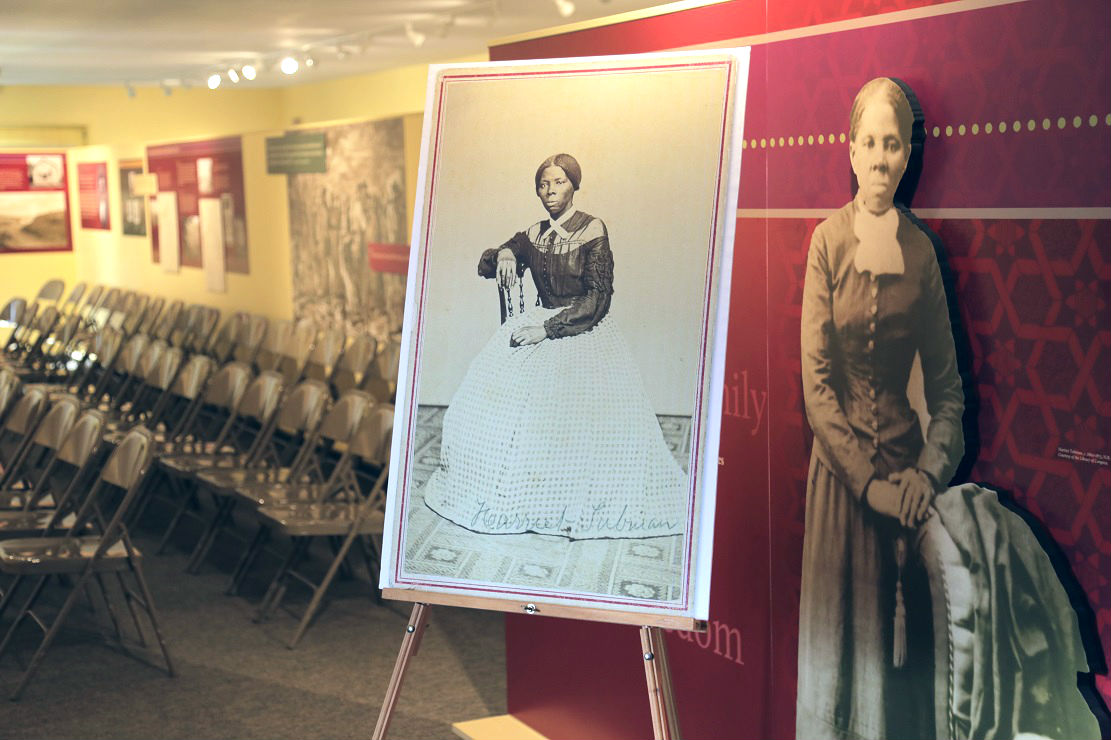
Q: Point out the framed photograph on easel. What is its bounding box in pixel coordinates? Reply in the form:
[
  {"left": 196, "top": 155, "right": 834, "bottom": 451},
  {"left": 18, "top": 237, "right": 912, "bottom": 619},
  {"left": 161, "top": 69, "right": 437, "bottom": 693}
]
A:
[{"left": 380, "top": 50, "right": 749, "bottom": 628}]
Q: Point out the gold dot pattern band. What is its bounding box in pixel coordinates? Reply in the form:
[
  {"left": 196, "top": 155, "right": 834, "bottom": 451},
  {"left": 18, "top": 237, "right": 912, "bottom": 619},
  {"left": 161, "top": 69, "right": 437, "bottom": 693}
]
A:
[{"left": 741, "top": 112, "right": 1111, "bottom": 149}]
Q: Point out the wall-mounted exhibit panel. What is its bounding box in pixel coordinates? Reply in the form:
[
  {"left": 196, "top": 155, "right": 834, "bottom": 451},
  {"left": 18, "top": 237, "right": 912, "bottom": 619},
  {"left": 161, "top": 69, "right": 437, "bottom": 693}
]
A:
[
  {"left": 0, "top": 151, "right": 71, "bottom": 254},
  {"left": 76, "top": 161, "right": 110, "bottom": 230},
  {"left": 147, "top": 136, "right": 248, "bottom": 273},
  {"left": 118, "top": 158, "right": 147, "bottom": 237}
]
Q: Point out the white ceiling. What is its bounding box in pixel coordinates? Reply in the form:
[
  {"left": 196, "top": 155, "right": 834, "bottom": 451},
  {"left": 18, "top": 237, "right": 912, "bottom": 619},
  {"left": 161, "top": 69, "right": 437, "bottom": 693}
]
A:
[{"left": 0, "top": 0, "right": 685, "bottom": 89}]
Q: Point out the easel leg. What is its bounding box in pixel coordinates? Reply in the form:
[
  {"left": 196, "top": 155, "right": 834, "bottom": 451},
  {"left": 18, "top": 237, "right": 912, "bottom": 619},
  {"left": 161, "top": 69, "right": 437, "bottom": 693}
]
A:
[
  {"left": 372, "top": 603, "right": 429, "bottom": 740},
  {"left": 640, "top": 625, "right": 681, "bottom": 740}
]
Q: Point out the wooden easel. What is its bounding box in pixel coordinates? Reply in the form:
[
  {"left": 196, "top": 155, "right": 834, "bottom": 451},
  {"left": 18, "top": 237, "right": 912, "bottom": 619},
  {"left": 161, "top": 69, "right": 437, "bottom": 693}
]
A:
[{"left": 372, "top": 598, "right": 689, "bottom": 740}]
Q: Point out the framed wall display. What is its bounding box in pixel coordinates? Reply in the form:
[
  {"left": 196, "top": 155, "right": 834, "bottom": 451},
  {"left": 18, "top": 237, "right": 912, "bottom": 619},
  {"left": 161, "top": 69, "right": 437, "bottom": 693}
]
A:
[
  {"left": 146, "top": 136, "right": 248, "bottom": 272},
  {"left": 0, "top": 152, "right": 71, "bottom": 253},
  {"left": 77, "top": 161, "right": 110, "bottom": 230},
  {"left": 119, "top": 158, "right": 147, "bottom": 236},
  {"left": 379, "top": 50, "right": 749, "bottom": 626}
]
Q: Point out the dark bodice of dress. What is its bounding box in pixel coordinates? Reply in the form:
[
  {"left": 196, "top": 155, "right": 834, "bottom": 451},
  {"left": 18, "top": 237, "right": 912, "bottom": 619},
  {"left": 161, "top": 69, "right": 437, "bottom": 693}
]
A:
[
  {"left": 801, "top": 201, "right": 964, "bottom": 499},
  {"left": 477, "top": 210, "right": 614, "bottom": 339}
]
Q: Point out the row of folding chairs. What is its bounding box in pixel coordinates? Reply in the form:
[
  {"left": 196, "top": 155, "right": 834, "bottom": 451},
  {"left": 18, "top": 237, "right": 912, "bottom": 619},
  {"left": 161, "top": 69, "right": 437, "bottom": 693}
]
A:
[
  {"left": 1, "top": 280, "right": 402, "bottom": 406},
  {"left": 13, "top": 335, "right": 394, "bottom": 631},
  {"left": 0, "top": 284, "right": 401, "bottom": 697},
  {"left": 134, "top": 361, "right": 394, "bottom": 648}
]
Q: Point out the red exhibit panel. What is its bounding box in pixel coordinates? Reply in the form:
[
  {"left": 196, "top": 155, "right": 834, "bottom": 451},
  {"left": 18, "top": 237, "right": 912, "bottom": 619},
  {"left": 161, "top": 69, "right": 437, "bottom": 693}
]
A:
[
  {"left": 367, "top": 242, "right": 409, "bottom": 275},
  {"left": 147, "top": 136, "right": 249, "bottom": 273},
  {"left": 490, "top": 0, "right": 952, "bottom": 63},
  {"left": 77, "top": 161, "right": 110, "bottom": 230},
  {"left": 498, "top": 1, "right": 1111, "bottom": 738},
  {"left": 0, "top": 152, "right": 71, "bottom": 253}
]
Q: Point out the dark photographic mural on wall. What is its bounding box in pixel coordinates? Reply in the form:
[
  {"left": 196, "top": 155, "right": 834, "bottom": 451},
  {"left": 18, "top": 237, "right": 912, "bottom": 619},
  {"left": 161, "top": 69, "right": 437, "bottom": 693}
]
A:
[
  {"left": 286, "top": 118, "right": 408, "bottom": 342},
  {"left": 795, "top": 77, "right": 1101, "bottom": 740}
]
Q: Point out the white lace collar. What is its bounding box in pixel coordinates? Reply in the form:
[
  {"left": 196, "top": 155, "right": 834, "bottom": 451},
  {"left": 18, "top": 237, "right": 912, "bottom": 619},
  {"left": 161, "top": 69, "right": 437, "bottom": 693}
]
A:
[
  {"left": 540, "top": 207, "right": 578, "bottom": 241},
  {"left": 852, "top": 199, "right": 904, "bottom": 276}
]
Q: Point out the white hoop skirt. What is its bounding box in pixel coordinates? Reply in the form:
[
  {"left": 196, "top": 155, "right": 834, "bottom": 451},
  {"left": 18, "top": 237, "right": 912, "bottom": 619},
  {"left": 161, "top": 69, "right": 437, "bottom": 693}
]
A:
[{"left": 422, "top": 305, "right": 688, "bottom": 540}]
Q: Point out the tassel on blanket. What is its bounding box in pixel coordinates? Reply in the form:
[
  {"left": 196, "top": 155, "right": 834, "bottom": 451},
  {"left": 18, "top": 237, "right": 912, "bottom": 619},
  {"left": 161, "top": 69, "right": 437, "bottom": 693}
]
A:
[{"left": 893, "top": 535, "right": 907, "bottom": 668}]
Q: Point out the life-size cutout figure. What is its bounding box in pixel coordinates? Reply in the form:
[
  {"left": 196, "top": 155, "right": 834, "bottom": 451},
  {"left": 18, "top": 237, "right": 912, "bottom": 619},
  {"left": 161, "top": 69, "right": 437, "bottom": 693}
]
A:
[{"left": 796, "top": 78, "right": 1101, "bottom": 740}]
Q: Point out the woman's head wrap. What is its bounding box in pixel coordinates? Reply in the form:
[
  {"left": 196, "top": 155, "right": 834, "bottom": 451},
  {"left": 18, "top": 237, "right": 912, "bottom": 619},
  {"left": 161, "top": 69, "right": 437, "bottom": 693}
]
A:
[{"left": 535, "top": 153, "right": 582, "bottom": 191}]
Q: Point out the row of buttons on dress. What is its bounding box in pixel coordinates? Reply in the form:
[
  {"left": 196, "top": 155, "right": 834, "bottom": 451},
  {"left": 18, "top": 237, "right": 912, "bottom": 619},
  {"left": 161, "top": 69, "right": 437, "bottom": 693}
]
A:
[{"left": 869, "top": 274, "right": 880, "bottom": 451}]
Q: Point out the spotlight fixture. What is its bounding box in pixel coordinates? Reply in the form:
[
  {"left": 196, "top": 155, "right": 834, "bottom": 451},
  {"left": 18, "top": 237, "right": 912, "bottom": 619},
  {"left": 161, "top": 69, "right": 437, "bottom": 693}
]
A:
[
  {"left": 241, "top": 64, "right": 257, "bottom": 81},
  {"left": 303, "top": 55, "right": 315, "bottom": 68},
  {"left": 227, "top": 67, "right": 240, "bottom": 83},
  {"left": 553, "top": 0, "right": 575, "bottom": 17},
  {"left": 280, "top": 55, "right": 299, "bottom": 75},
  {"left": 207, "top": 73, "right": 221, "bottom": 90},
  {"left": 404, "top": 22, "right": 426, "bottom": 48}
]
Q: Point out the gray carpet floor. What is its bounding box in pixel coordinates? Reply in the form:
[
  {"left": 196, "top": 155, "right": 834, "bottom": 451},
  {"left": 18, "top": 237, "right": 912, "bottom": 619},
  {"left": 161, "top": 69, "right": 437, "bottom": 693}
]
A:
[{"left": 0, "top": 520, "right": 507, "bottom": 739}]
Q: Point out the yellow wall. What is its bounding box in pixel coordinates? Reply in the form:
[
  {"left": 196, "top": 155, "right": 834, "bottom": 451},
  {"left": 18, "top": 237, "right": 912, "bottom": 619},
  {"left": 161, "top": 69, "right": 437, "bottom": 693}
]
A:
[
  {"left": 0, "top": 85, "right": 284, "bottom": 308},
  {"left": 279, "top": 55, "right": 483, "bottom": 128},
  {"left": 0, "top": 54, "right": 485, "bottom": 319},
  {"left": 0, "top": 85, "right": 283, "bottom": 156}
]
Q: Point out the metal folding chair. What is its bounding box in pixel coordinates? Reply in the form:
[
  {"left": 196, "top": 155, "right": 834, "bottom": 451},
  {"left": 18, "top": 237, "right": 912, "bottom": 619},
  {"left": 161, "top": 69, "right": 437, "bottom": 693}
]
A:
[
  {"left": 232, "top": 314, "right": 269, "bottom": 368},
  {"left": 364, "top": 335, "right": 401, "bottom": 403},
  {"left": 59, "top": 325, "right": 125, "bottom": 404},
  {"left": 150, "top": 299, "right": 183, "bottom": 343},
  {"left": 329, "top": 333, "right": 377, "bottom": 399},
  {"left": 223, "top": 389, "right": 374, "bottom": 595},
  {"left": 0, "top": 394, "right": 81, "bottom": 503},
  {"left": 74, "top": 284, "right": 103, "bottom": 326},
  {"left": 254, "top": 318, "right": 292, "bottom": 373},
  {"left": 0, "top": 427, "right": 172, "bottom": 700},
  {"left": 0, "top": 387, "right": 49, "bottom": 475},
  {"left": 0, "top": 298, "right": 28, "bottom": 353},
  {"left": 3, "top": 301, "right": 41, "bottom": 358},
  {"left": 8, "top": 312, "right": 84, "bottom": 383},
  {"left": 58, "top": 282, "right": 86, "bottom": 317},
  {"left": 205, "top": 312, "right": 249, "bottom": 364},
  {"left": 185, "top": 306, "right": 221, "bottom": 355},
  {"left": 0, "top": 366, "right": 22, "bottom": 428},
  {"left": 184, "top": 379, "right": 329, "bottom": 574},
  {"left": 275, "top": 318, "right": 317, "bottom": 385},
  {"left": 134, "top": 361, "right": 250, "bottom": 538},
  {"left": 32, "top": 279, "right": 65, "bottom": 306},
  {"left": 0, "top": 408, "right": 106, "bottom": 532},
  {"left": 4, "top": 305, "right": 61, "bottom": 368},
  {"left": 136, "top": 296, "right": 167, "bottom": 337},
  {"left": 304, "top": 326, "right": 346, "bottom": 388},
  {"left": 252, "top": 404, "right": 394, "bottom": 647},
  {"left": 104, "top": 337, "right": 166, "bottom": 417},
  {"left": 154, "top": 370, "right": 283, "bottom": 556}
]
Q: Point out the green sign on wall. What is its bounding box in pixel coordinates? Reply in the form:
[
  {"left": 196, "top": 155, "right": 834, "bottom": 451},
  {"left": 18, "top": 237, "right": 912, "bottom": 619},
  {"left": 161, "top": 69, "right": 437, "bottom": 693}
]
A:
[{"left": 265, "top": 132, "right": 326, "bottom": 174}]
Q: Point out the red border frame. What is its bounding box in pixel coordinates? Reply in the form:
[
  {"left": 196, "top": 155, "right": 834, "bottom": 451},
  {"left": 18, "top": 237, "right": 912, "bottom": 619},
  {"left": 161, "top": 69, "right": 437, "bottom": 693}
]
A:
[
  {"left": 0, "top": 151, "right": 73, "bottom": 254},
  {"left": 389, "top": 57, "right": 739, "bottom": 615}
]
